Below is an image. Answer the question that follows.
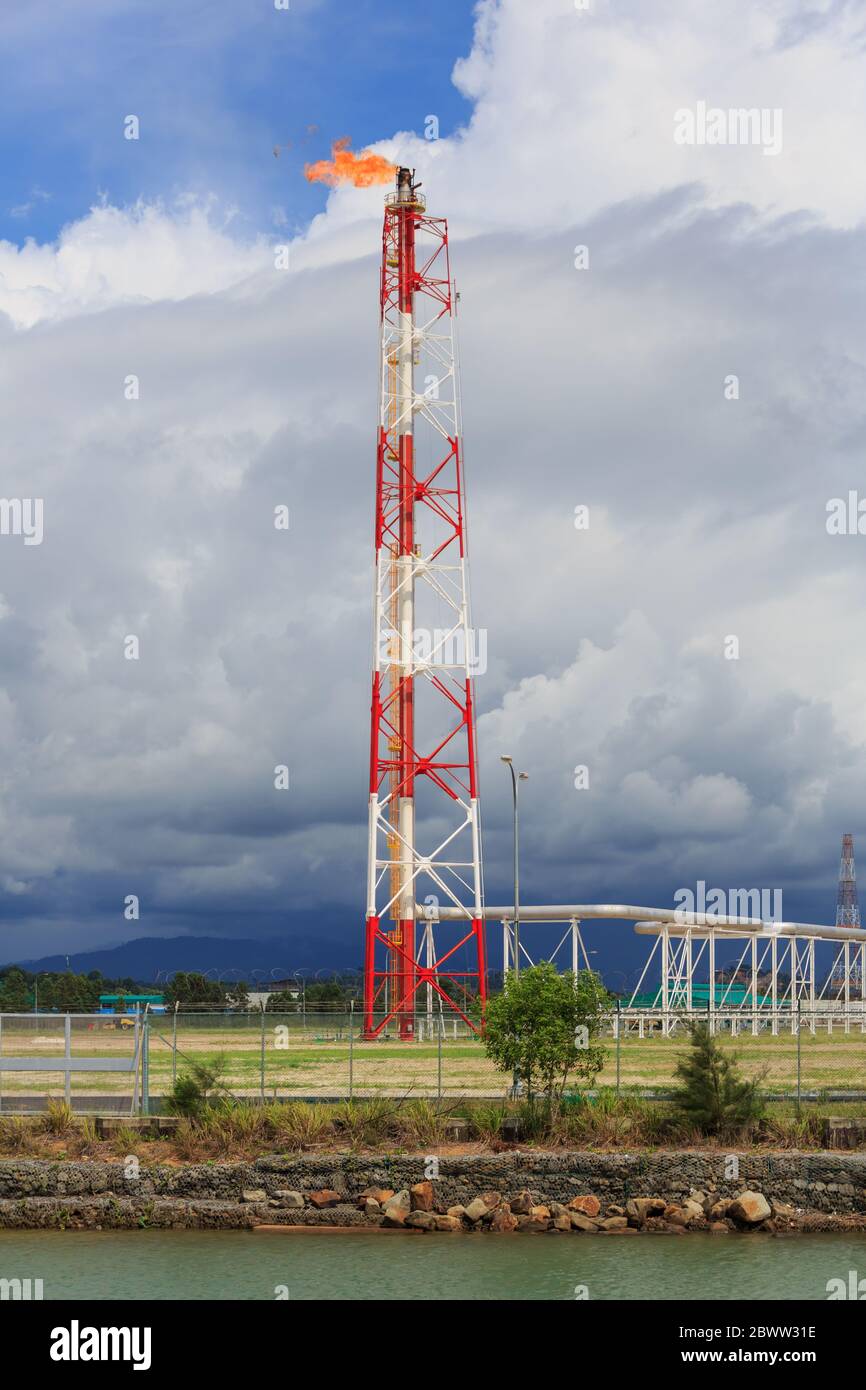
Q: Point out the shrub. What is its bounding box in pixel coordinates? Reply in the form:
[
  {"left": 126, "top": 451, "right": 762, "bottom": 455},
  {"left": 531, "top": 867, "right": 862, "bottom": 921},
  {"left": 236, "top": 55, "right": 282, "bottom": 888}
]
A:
[{"left": 672, "top": 1023, "right": 765, "bottom": 1135}]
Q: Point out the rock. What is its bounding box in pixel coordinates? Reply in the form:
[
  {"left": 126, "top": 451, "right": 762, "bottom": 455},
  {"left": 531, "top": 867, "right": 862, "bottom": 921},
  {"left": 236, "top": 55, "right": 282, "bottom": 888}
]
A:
[
  {"left": 405, "top": 1211, "right": 437, "bottom": 1231},
  {"left": 530, "top": 1205, "right": 551, "bottom": 1222},
  {"left": 241, "top": 1189, "right": 268, "bottom": 1203},
  {"left": 664, "top": 1206, "right": 693, "bottom": 1228},
  {"left": 360, "top": 1187, "right": 394, "bottom": 1205},
  {"left": 434, "top": 1214, "right": 463, "bottom": 1232},
  {"left": 516, "top": 1215, "right": 550, "bottom": 1232},
  {"left": 510, "top": 1190, "right": 534, "bottom": 1215},
  {"left": 729, "top": 1191, "right": 772, "bottom": 1226},
  {"left": 308, "top": 1189, "right": 342, "bottom": 1209},
  {"left": 489, "top": 1206, "right": 518, "bottom": 1233},
  {"left": 709, "top": 1222, "right": 729, "bottom": 1233},
  {"left": 552, "top": 1213, "right": 572, "bottom": 1232},
  {"left": 570, "top": 1213, "right": 600, "bottom": 1233},
  {"left": 410, "top": 1181, "right": 434, "bottom": 1212},
  {"left": 567, "top": 1195, "right": 601, "bottom": 1218},
  {"left": 446, "top": 1205, "right": 467, "bottom": 1221},
  {"left": 600, "top": 1216, "right": 628, "bottom": 1231},
  {"left": 478, "top": 1191, "right": 502, "bottom": 1212},
  {"left": 274, "top": 1190, "right": 304, "bottom": 1208},
  {"left": 709, "top": 1199, "right": 732, "bottom": 1221},
  {"left": 606, "top": 1204, "right": 626, "bottom": 1217},
  {"left": 382, "top": 1191, "right": 411, "bottom": 1227},
  {"left": 362, "top": 1199, "right": 381, "bottom": 1216},
  {"left": 626, "top": 1197, "right": 665, "bottom": 1227},
  {"left": 548, "top": 1201, "right": 567, "bottom": 1218},
  {"left": 770, "top": 1200, "right": 798, "bottom": 1223},
  {"left": 464, "top": 1198, "right": 489, "bottom": 1224}
]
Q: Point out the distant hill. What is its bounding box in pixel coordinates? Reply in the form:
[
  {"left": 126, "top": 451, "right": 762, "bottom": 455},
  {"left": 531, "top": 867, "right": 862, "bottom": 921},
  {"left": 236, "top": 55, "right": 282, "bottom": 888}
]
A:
[{"left": 1, "top": 935, "right": 361, "bottom": 982}]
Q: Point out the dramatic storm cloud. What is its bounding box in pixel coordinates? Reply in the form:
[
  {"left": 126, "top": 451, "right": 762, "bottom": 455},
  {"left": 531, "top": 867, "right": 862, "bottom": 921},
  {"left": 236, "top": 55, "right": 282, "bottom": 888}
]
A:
[{"left": 1, "top": 0, "right": 865, "bottom": 972}]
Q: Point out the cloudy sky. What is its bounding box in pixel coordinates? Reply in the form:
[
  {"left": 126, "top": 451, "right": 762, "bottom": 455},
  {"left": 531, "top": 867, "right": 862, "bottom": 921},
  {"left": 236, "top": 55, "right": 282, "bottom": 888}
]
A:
[{"left": 1, "top": 0, "right": 866, "bottom": 983}]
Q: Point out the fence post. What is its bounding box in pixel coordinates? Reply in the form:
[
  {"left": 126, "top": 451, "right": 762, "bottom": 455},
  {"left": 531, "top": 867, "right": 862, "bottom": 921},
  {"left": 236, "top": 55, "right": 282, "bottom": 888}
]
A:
[
  {"left": 348, "top": 1000, "right": 354, "bottom": 1101},
  {"left": 142, "top": 1014, "right": 150, "bottom": 1117},
  {"left": 260, "top": 1004, "right": 266, "bottom": 1105},
  {"left": 615, "top": 999, "right": 621, "bottom": 1098},
  {"left": 172, "top": 1003, "right": 178, "bottom": 1085},
  {"left": 65, "top": 1014, "right": 72, "bottom": 1107},
  {"left": 437, "top": 1001, "right": 443, "bottom": 1100},
  {"left": 796, "top": 999, "right": 802, "bottom": 1117}
]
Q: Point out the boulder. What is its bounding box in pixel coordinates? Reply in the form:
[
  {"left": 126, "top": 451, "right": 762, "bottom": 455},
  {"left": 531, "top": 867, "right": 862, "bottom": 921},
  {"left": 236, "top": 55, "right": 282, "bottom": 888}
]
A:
[
  {"left": 273, "top": 1190, "right": 304, "bottom": 1208},
  {"left": 606, "top": 1204, "right": 626, "bottom": 1217},
  {"left": 241, "top": 1189, "right": 268, "bottom": 1204},
  {"left": 489, "top": 1206, "right": 518, "bottom": 1233},
  {"left": 510, "top": 1190, "right": 534, "bottom": 1215},
  {"left": 626, "top": 1197, "right": 665, "bottom": 1227},
  {"left": 360, "top": 1187, "right": 394, "bottom": 1206},
  {"left": 410, "top": 1181, "right": 434, "bottom": 1212},
  {"left": 517, "top": 1214, "right": 550, "bottom": 1232},
  {"left": 308, "top": 1190, "right": 342, "bottom": 1209},
  {"left": 382, "top": 1191, "right": 411, "bottom": 1227},
  {"left": 446, "top": 1205, "right": 467, "bottom": 1221},
  {"left": 709, "top": 1222, "right": 729, "bottom": 1234},
  {"left": 600, "top": 1216, "right": 628, "bottom": 1231},
  {"left": 770, "top": 1200, "right": 798, "bottom": 1223},
  {"left": 478, "top": 1191, "right": 502, "bottom": 1212},
  {"left": 530, "top": 1205, "right": 551, "bottom": 1222},
  {"left": 708, "top": 1199, "right": 732, "bottom": 1221},
  {"left": 552, "top": 1213, "right": 572, "bottom": 1232},
  {"left": 405, "top": 1211, "right": 437, "bottom": 1231},
  {"left": 567, "top": 1195, "right": 601, "bottom": 1218},
  {"left": 570, "top": 1213, "right": 600, "bottom": 1233},
  {"left": 362, "top": 1198, "right": 381, "bottom": 1217},
  {"left": 434, "top": 1214, "right": 463, "bottom": 1232},
  {"left": 729, "top": 1192, "right": 772, "bottom": 1226},
  {"left": 464, "top": 1198, "right": 490, "bottom": 1224}
]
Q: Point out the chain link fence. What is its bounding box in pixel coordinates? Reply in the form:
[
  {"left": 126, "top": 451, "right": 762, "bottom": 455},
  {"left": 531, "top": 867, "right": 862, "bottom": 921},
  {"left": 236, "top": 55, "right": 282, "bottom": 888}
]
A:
[{"left": 1, "top": 1004, "right": 864, "bottom": 1111}]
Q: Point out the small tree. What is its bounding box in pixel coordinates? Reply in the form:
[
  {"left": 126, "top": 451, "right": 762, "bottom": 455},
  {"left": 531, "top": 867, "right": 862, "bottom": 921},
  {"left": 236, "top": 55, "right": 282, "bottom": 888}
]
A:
[
  {"left": 673, "top": 1022, "right": 764, "bottom": 1135},
  {"left": 164, "top": 1055, "right": 230, "bottom": 1118},
  {"left": 483, "top": 962, "right": 610, "bottom": 1103}
]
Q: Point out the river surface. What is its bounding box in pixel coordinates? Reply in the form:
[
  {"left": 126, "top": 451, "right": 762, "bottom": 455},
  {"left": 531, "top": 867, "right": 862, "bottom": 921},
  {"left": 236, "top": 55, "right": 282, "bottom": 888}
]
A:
[{"left": 1, "top": 1229, "right": 865, "bottom": 1300}]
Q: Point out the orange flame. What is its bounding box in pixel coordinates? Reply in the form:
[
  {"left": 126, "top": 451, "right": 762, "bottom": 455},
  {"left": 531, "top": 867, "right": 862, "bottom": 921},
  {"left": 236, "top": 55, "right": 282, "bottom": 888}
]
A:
[{"left": 304, "top": 137, "right": 395, "bottom": 189}]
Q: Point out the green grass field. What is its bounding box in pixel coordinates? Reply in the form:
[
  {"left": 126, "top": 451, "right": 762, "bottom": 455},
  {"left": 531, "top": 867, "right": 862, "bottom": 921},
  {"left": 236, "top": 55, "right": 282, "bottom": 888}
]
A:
[{"left": 2, "top": 1017, "right": 865, "bottom": 1101}]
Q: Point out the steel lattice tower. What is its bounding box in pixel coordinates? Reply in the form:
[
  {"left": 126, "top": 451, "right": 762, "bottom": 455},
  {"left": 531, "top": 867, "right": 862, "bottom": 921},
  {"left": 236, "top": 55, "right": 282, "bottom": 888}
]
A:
[
  {"left": 836, "top": 834, "right": 861, "bottom": 928},
  {"left": 363, "top": 168, "right": 486, "bottom": 1040}
]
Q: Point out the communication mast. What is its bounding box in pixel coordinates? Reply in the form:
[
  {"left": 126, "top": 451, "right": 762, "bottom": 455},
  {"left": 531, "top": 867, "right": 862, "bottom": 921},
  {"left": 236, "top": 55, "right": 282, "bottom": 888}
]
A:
[{"left": 363, "top": 168, "right": 486, "bottom": 1039}]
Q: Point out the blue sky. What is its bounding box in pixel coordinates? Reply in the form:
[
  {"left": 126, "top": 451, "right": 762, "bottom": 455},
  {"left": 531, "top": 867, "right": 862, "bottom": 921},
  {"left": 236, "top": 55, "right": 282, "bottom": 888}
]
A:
[
  {"left": 2, "top": 0, "right": 866, "bottom": 981},
  {"left": 0, "top": 0, "right": 476, "bottom": 245}
]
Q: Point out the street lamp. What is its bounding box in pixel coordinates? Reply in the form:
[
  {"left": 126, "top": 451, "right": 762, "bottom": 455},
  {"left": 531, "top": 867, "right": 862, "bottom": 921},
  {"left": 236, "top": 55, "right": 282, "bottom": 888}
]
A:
[{"left": 500, "top": 756, "right": 528, "bottom": 977}]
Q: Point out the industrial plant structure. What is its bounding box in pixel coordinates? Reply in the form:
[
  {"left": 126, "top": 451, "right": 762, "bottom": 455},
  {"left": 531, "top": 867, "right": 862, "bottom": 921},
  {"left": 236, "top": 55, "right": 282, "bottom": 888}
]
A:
[
  {"left": 359, "top": 174, "right": 866, "bottom": 1042},
  {"left": 363, "top": 168, "right": 485, "bottom": 1039}
]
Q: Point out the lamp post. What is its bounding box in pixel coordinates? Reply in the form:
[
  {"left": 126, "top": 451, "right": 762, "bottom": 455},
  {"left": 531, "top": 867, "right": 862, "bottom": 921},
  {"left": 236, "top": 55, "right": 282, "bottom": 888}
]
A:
[
  {"left": 500, "top": 757, "right": 528, "bottom": 977},
  {"left": 501, "top": 756, "right": 527, "bottom": 1102}
]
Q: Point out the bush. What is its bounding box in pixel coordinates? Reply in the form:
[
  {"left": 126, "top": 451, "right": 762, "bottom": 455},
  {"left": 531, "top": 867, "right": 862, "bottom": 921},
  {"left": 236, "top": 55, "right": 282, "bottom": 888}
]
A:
[
  {"left": 163, "top": 1055, "right": 230, "bottom": 1118},
  {"left": 672, "top": 1023, "right": 765, "bottom": 1135}
]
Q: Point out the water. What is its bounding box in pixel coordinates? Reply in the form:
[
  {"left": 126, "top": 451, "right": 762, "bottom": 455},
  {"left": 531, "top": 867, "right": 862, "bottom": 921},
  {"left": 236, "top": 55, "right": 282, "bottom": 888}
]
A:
[{"left": 1, "top": 1229, "right": 865, "bottom": 1300}]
